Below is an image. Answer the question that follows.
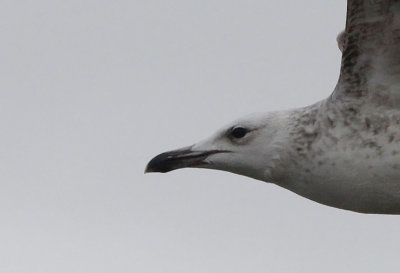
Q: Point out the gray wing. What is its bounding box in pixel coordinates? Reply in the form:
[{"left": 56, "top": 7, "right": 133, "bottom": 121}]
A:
[{"left": 332, "top": 0, "right": 400, "bottom": 109}]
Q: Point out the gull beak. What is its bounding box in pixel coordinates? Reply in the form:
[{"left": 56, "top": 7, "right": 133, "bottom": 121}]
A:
[{"left": 145, "top": 145, "right": 224, "bottom": 173}]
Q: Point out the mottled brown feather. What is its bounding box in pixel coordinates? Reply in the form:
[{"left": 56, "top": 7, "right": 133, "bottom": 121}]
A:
[{"left": 333, "top": 0, "right": 400, "bottom": 107}]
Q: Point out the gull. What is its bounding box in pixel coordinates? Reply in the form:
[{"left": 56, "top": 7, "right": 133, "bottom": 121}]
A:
[{"left": 146, "top": 0, "right": 400, "bottom": 214}]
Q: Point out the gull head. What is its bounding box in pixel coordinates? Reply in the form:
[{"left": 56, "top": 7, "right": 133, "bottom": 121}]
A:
[{"left": 145, "top": 112, "right": 289, "bottom": 182}]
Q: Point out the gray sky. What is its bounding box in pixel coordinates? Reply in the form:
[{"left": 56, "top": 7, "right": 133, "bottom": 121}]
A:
[{"left": 2, "top": 0, "right": 400, "bottom": 272}]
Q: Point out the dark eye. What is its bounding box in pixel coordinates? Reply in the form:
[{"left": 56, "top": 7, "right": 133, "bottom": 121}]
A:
[{"left": 231, "top": 127, "right": 248, "bottom": 139}]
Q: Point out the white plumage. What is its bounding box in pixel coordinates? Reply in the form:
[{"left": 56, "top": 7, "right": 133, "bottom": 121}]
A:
[{"left": 146, "top": 0, "right": 400, "bottom": 214}]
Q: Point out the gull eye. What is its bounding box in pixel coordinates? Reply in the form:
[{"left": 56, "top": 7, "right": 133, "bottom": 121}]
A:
[{"left": 231, "top": 127, "right": 248, "bottom": 139}]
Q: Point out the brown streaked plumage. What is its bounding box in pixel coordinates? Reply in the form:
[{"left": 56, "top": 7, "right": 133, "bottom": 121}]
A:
[{"left": 146, "top": 1, "right": 400, "bottom": 214}]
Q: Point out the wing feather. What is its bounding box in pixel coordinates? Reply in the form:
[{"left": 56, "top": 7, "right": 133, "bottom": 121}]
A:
[{"left": 332, "top": 0, "right": 400, "bottom": 108}]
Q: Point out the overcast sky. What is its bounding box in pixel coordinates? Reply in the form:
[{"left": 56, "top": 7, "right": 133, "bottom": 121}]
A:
[{"left": 2, "top": 0, "right": 400, "bottom": 272}]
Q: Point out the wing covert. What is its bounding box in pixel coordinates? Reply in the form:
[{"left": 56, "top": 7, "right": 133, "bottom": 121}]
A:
[{"left": 332, "top": 0, "right": 400, "bottom": 108}]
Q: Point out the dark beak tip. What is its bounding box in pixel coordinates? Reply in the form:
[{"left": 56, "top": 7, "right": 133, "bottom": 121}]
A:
[
  {"left": 144, "top": 158, "right": 156, "bottom": 173},
  {"left": 144, "top": 163, "right": 169, "bottom": 174},
  {"left": 144, "top": 152, "right": 174, "bottom": 174},
  {"left": 144, "top": 165, "right": 152, "bottom": 173},
  {"left": 144, "top": 146, "right": 222, "bottom": 175}
]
